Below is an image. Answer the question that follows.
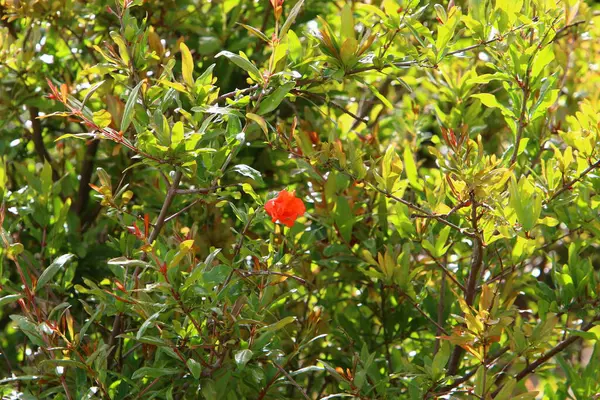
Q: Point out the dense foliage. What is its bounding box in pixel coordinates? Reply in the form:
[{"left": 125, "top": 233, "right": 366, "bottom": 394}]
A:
[{"left": 1, "top": 0, "right": 600, "bottom": 398}]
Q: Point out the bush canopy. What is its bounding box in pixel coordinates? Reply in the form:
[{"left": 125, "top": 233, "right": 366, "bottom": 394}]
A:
[{"left": 1, "top": 0, "right": 600, "bottom": 399}]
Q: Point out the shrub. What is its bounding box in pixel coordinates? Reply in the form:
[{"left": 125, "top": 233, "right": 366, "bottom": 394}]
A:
[{"left": 1, "top": 0, "right": 600, "bottom": 399}]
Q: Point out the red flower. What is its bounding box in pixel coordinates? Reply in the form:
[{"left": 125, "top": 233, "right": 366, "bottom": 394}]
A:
[{"left": 265, "top": 189, "right": 306, "bottom": 227}]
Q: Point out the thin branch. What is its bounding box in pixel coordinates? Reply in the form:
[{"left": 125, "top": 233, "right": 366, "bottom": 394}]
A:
[
  {"left": 73, "top": 139, "right": 99, "bottom": 217},
  {"left": 491, "top": 315, "right": 600, "bottom": 397},
  {"left": 395, "top": 287, "right": 449, "bottom": 336},
  {"left": 210, "top": 85, "right": 259, "bottom": 105},
  {"left": 175, "top": 185, "right": 226, "bottom": 195},
  {"left": 29, "top": 107, "right": 60, "bottom": 181},
  {"left": 146, "top": 170, "right": 183, "bottom": 245},
  {"left": 273, "top": 361, "right": 311, "bottom": 400},
  {"left": 242, "top": 270, "right": 311, "bottom": 287},
  {"left": 423, "top": 249, "right": 466, "bottom": 292},
  {"left": 294, "top": 90, "right": 369, "bottom": 125},
  {"left": 447, "top": 192, "right": 483, "bottom": 376},
  {"left": 547, "top": 159, "right": 600, "bottom": 203},
  {"left": 164, "top": 198, "right": 202, "bottom": 223},
  {"left": 365, "top": 180, "right": 477, "bottom": 238}
]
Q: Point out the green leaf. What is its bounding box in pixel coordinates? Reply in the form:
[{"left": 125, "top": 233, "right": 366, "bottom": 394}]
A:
[
  {"left": 93, "top": 109, "right": 112, "bottom": 129},
  {"left": 187, "top": 359, "right": 202, "bottom": 379},
  {"left": 237, "top": 23, "right": 269, "bottom": 43},
  {"left": 259, "top": 316, "right": 296, "bottom": 332},
  {"left": 180, "top": 42, "right": 194, "bottom": 87},
  {"left": 110, "top": 31, "right": 130, "bottom": 65},
  {"left": 366, "top": 83, "right": 393, "bottom": 109},
  {"left": 215, "top": 51, "right": 262, "bottom": 82},
  {"left": 171, "top": 121, "right": 184, "bottom": 148},
  {"left": 121, "top": 80, "right": 144, "bottom": 133},
  {"left": 39, "top": 358, "right": 87, "bottom": 370},
  {"left": 403, "top": 147, "right": 423, "bottom": 191},
  {"left": 432, "top": 341, "right": 450, "bottom": 379},
  {"left": 257, "top": 82, "right": 296, "bottom": 115},
  {"left": 231, "top": 164, "right": 264, "bottom": 185},
  {"left": 471, "top": 93, "right": 517, "bottom": 119},
  {"left": 79, "top": 304, "right": 105, "bottom": 340},
  {"left": 340, "top": 3, "right": 355, "bottom": 40},
  {"left": 137, "top": 310, "right": 162, "bottom": 340},
  {"left": 494, "top": 377, "right": 517, "bottom": 400},
  {"left": 334, "top": 196, "right": 354, "bottom": 242},
  {"left": 0, "top": 294, "right": 23, "bottom": 308},
  {"left": 0, "top": 375, "right": 40, "bottom": 385},
  {"left": 280, "top": 0, "right": 305, "bottom": 38},
  {"left": 246, "top": 112, "right": 268, "bottom": 134},
  {"left": 234, "top": 349, "right": 253, "bottom": 368},
  {"left": 131, "top": 367, "right": 181, "bottom": 380},
  {"left": 8, "top": 243, "right": 24, "bottom": 259},
  {"left": 37, "top": 254, "right": 75, "bottom": 292}
]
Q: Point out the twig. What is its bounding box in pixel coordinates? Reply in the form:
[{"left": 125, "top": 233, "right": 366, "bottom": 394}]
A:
[
  {"left": 242, "top": 270, "right": 311, "bottom": 287},
  {"left": 547, "top": 159, "right": 600, "bottom": 202},
  {"left": 164, "top": 199, "right": 202, "bottom": 223},
  {"left": 491, "top": 315, "right": 600, "bottom": 397},
  {"left": 429, "top": 346, "right": 510, "bottom": 397},
  {"left": 73, "top": 139, "right": 99, "bottom": 217},
  {"left": 210, "top": 85, "right": 259, "bottom": 105},
  {"left": 175, "top": 185, "right": 226, "bottom": 195},
  {"left": 423, "top": 249, "right": 466, "bottom": 292},
  {"left": 396, "top": 287, "right": 449, "bottom": 336},
  {"left": 294, "top": 90, "right": 369, "bottom": 125},
  {"left": 447, "top": 192, "right": 483, "bottom": 376},
  {"left": 146, "top": 170, "right": 183, "bottom": 245},
  {"left": 273, "top": 361, "right": 311, "bottom": 400},
  {"left": 29, "top": 107, "right": 59, "bottom": 181}
]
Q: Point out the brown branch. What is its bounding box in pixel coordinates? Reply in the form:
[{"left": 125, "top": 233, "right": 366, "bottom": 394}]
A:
[
  {"left": 547, "top": 159, "right": 600, "bottom": 203},
  {"left": 447, "top": 192, "right": 483, "bottom": 376},
  {"left": 210, "top": 85, "right": 259, "bottom": 105},
  {"left": 73, "top": 139, "right": 99, "bottom": 217},
  {"left": 423, "top": 249, "right": 466, "bottom": 292},
  {"left": 491, "top": 315, "right": 600, "bottom": 397},
  {"left": 361, "top": 180, "right": 477, "bottom": 239},
  {"left": 294, "top": 90, "right": 369, "bottom": 125},
  {"left": 108, "top": 171, "right": 183, "bottom": 368},
  {"left": 273, "top": 361, "right": 310, "bottom": 400},
  {"left": 146, "top": 170, "right": 183, "bottom": 245},
  {"left": 428, "top": 346, "right": 510, "bottom": 398},
  {"left": 29, "top": 107, "right": 59, "bottom": 181},
  {"left": 396, "top": 287, "right": 449, "bottom": 336}
]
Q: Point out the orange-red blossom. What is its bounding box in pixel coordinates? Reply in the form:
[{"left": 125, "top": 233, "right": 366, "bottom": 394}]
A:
[{"left": 265, "top": 189, "right": 305, "bottom": 227}]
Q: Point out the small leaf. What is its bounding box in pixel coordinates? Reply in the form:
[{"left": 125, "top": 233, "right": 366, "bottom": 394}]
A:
[
  {"left": 180, "top": 42, "right": 194, "bottom": 87},
  {"left": 232, "top": 164, "right": 264, "bottom": 185},
  {"left": 259, "top": 316, "right": 296, "bottom": 332},
  {"left": 403, "top": 147, "right": 423, "bottom": 191},
  {"left": 171, "top": 121, "right": 184, "bottom": 148},
  {"left": 366, "top": 82, "right": 393, "bottom": 109},
  {"left": 246, "top": 113, "right": 268, "bottom": 134},
  {"left": 37, "top": 254, "right": 75, "bottom": 292},
  {"left": 237, "top": 23, "right": 269, "bottom": 42},
  {"left": 187, "top": 359, "right": 202, "bottom": 379},
  {"left": 0, "top": 294, "right": 23, "bottom": 308},
  {"left": 121, "top": 80, "right": 144, "bottom": 132},
  {"left": 216, "top": 51, "right": 262, "bottom": 82},
  {"left": 257, "top": 82, "right": 296, "bottom": 115},
  {"left": 137, "top": 310, "right": 162, "bottom": 340},
  {"left": 280, "top": 0, "right": 305, "bottom": 38},
  {"left": 131, "top": 367, "right": 181, "bottom": 380},
  {"left": 234, "top": 349, "right": 253, "bottom": 368}
]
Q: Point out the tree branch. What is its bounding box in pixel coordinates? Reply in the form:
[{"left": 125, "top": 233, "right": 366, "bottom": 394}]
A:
[
  {"left": 491, "top": 315, "right": 600, "bottom": 397},
  {"left": 447, "top": 192, "right": 483, "bottom": 375},
  {"left": 29, "top": 107, "right": 59, "bottom": 181}
]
